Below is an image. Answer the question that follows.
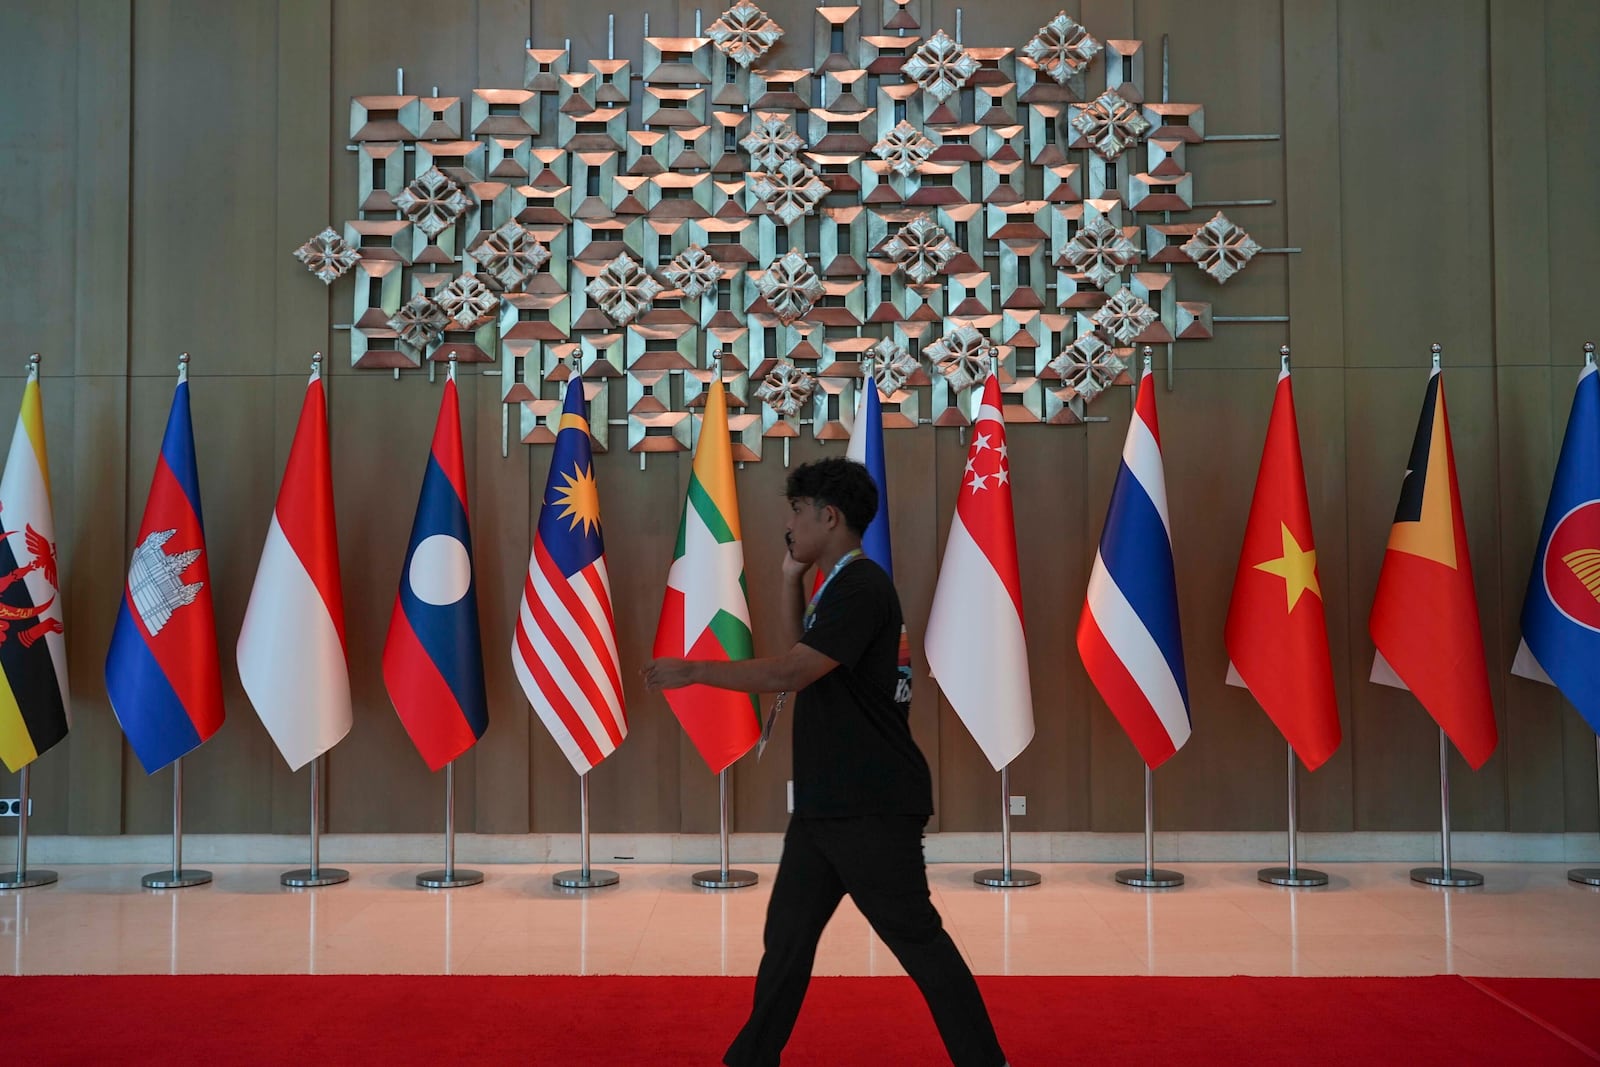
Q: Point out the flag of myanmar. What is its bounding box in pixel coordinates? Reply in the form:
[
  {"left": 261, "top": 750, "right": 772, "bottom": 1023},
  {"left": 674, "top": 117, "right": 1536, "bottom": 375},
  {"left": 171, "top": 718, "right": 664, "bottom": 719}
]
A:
[{"left": 652, "top": 377, "right": 760, "bottom": 775}]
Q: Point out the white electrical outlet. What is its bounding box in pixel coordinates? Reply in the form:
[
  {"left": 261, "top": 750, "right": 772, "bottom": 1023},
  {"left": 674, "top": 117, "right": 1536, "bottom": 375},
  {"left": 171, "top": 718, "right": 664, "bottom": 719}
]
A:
[
  {"left": 786, "top": 780, "right": 794, "bottom": 814},
  {"left": 1009, "top": 795, "right": 1026, "bottom": 816}
]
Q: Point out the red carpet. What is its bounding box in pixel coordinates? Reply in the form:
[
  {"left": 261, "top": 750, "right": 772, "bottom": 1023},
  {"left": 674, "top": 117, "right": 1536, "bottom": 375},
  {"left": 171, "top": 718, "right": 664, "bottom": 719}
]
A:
[{"left": 7, "top": 975, "right": 1597, "bottom": 1064}]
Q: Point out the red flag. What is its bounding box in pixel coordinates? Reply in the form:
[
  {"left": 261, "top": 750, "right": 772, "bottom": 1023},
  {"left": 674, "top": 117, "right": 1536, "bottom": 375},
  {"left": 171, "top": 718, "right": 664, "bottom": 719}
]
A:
[
  {"left": 383, "top": 376, "right": 489, "bottom": 771},
  {"left": 236, "top": 366, "right": 352, "bottom": 771},
  {"left": 1224, "top": 366, "right": 1340, "bottom": 770},
  {"left": 1368, "top": 366, "right": 1497, "bottom": 768},
  {"left": 924, "top": 374, "right": 1034, "bottom": 770}
]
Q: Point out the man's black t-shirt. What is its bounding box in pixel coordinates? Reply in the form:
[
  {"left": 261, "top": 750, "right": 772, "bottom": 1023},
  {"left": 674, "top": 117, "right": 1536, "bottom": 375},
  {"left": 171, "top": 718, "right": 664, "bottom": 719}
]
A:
[{"left": 793, "top": 558, "right": 933, "bottom": 817}]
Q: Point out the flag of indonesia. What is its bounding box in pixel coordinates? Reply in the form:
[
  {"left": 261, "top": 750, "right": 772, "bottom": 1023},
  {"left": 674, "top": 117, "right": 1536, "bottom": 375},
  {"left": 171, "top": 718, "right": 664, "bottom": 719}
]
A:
[
  {"left": 106, "top": 369, "right": 224, "bottom": 774},
  {"left": 383, "top": 375, "right": 488, "bottom": 770},
  {"left": 236, "top": 367, "right": 352, "bottom": 772}
]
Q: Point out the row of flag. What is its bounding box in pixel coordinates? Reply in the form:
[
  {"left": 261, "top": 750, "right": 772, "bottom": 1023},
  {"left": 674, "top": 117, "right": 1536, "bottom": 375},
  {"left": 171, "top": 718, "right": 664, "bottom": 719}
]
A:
[
  {"left": 0, "top": 350, "right": 1594, "bottom": 789},
  {"left": 934, "top": 352, "right": 1600, "bottom": 781}
]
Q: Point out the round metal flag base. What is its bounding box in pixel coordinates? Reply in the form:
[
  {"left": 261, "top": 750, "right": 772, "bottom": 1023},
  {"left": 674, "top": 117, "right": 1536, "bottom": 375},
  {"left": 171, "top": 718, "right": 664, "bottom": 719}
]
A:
[
  {"left": 280, "top": 867, "right": 350, "bottom": 888},
  {"left": 1258, "top": 866, "right": 1329, "bottom": 888},
  {"left": 142, "top": 869, "right": 212, "bottom": 889},
  {"left": 1116, "top": 867, "right": 1185, "bottom": 888},
  {"left": 1410, "top": 866, "right": 1484, "bottom": 888},
  {"left": 0, "top": 869, "right": 58, "bottom": 890},
  {"left": 692, "top": 868, "right": 759, "bottom": 889},
  {"left": 974, "top": 868, "right": 1041, "bottom": 888},
  {"left": 416, "top": 868, "right": 484, "bottom": 889},
  {"left": 553, "top": 869, "right": 619, "bottom": 889},
  {"left": 1567, "top": 868, "right": 1600, "bottom": 887}
]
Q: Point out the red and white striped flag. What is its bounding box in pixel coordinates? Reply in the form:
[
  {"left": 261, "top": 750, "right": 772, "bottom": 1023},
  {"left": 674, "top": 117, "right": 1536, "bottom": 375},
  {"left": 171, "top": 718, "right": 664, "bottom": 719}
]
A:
[{"left": 513, "top": 383, "right": 627, "bottom": 774}]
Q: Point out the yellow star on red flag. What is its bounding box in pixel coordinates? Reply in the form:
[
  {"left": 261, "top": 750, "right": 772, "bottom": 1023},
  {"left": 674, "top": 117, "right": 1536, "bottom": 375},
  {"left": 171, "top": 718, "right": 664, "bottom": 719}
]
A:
[{"left": 1253, "top": 523, "right": 1321, "bottom": 612}]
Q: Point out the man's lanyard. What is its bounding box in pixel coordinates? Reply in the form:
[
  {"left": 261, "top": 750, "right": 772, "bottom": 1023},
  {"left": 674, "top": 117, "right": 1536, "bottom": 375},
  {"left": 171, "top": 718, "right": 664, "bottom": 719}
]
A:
[
  {"left": 804, "top": 548, "right": 863, "bottom": 632},
  {"left": 759, "top": 549, "right": 864, "bottom": 758}
]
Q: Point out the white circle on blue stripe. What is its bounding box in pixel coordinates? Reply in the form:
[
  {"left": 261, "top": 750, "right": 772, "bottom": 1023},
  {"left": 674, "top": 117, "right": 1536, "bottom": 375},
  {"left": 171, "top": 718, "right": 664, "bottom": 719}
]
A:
[{"left": 409, "top": 534, "right": 471, "bottom": 606}]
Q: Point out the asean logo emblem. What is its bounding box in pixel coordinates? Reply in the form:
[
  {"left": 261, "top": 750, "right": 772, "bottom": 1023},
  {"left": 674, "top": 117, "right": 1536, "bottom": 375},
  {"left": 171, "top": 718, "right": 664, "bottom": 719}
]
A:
[{"left": 1544, "top": 499, "right": 1600, "bottom": 633}]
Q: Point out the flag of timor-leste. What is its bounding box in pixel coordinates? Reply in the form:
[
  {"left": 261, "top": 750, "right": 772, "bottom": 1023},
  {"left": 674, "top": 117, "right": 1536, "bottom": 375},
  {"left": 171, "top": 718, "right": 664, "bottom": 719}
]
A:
[
  {"left": 1224, "top": 367, "right": 1340, "bottom": 770},
  {"left": 1368, "top": 366, "right": 1498, "bottom": 769}
]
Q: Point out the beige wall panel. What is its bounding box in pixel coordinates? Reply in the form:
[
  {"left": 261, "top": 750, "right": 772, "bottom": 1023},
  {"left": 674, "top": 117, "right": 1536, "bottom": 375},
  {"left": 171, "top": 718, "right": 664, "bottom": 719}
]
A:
[
  {"left": 1487, "top": 0, "right": 1561, "bottom": 832},
  {"left": 0, "top": 3, "right": 79, "bottom": 373},
  {"left": 1344, "top": 366, "right": 1507, "bottom": 830},
  {"left": 1338, "top": 0, "right": 1493, "bottom": 370},
  {"left": 1494, "top": 362, "right": 1566, "bottom": 833},
  {"left": 1283, "top": 0, "right": 1347, "bottom": 371},
  {"left": 466, "top": 375, "right": 532, "bottom": 834},
  {"left": 1488, "top": 0, "right": 1549, "bottom": 370},
  {"left": 1546, "top": 0, "right": 1600, "bottom": 833},
  {"left": 278, "top": 0, "right": 335, "bottom": 381},
  {"left": 64, "top": 1, "right": 135, "bottom": 833},
  {"left": 130, "top": 1, "right": 281, "bottom": 379},
  {"left": 1139, "top": 0, "right": 1290, "bottom": 374}
]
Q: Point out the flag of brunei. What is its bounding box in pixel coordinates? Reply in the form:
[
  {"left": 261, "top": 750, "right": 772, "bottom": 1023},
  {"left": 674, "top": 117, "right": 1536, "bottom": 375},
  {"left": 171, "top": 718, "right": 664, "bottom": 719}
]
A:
[{"left": 0, "top": 368, "right": 70, "bottom": 772}]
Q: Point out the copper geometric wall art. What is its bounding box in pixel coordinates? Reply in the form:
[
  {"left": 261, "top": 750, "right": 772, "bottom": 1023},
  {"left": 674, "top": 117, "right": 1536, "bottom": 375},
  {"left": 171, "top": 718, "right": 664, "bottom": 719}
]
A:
[{"left": 306, "top": 3, "right": 1289, "bottom": 454}]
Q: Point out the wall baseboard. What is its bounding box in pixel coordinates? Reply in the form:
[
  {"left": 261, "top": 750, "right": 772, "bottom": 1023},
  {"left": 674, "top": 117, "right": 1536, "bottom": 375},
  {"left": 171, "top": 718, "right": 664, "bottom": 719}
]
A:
[{"left": 18, "top": 831, "right": 1600, "bottom": 867}]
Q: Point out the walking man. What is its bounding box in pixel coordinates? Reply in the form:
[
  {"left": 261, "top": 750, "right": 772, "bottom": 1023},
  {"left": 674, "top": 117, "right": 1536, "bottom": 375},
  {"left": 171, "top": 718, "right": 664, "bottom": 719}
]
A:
[{"left": 644, "top": 457, "right": 1008, "bottom": 1067}]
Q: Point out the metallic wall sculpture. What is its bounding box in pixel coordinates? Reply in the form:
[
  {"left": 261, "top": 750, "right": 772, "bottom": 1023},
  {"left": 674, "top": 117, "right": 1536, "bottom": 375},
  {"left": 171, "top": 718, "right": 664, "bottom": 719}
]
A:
[{"left": 297, "top": 4, "right": 1286, "bottom": 457}]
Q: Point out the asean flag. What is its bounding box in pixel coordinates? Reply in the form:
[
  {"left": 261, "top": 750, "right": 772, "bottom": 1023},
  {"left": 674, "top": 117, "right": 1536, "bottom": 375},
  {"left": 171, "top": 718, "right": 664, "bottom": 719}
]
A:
[
  {"left": 1369, "top": 364, "right": 1497, "bottom": 769},
  {"left": 1513, "top": 354, "right": 1600, "bottom": 735},
  {"left": 383, "top": 374, "right": 489, "bottom": 771},
  {"left": 106, "top": 365, "right": 224, "bottom": 774}
]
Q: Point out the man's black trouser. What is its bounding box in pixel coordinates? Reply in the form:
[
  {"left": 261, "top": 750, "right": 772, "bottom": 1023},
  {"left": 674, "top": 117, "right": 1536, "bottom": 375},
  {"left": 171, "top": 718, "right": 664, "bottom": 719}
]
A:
[{"left": 723, "top": 814, "right": 1006, "bottom": 1067}]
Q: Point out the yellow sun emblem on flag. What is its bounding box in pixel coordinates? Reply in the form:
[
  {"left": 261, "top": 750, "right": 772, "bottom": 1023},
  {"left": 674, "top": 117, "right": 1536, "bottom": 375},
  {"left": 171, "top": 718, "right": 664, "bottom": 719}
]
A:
[{"left": 554, "top": 463, "right": 602, "bottom": 535}]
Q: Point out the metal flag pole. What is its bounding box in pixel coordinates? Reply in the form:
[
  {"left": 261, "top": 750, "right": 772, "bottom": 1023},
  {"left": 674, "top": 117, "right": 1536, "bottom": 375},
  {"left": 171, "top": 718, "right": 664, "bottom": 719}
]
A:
[
  {"left": 1259, "top": 742, "right": 1328, "bottom": 887},
  {"left": 554, "top": 771, "right": 620, "bottom": 889},
  {"left": 1117, "top": 765, "right": 1183, "bottom": 888},
  {"left": 418, "top": 761, "right": 483, "bottom": 888},
  {"left": 282, "top": 756, "right": 349, "bottom": 887},
  {"left": 1411, "top": 727, "right": 1483, "bottom": 887},
  {"left": 693, "top": 769, "right": 757, "bottom": 888},
  {"left": 142, "top": 757, "right": 212, "bottom": 889},
  {"left": 975, "top": 764, "right": 1040, "bottom": 887},
  {"left": 1571, "top": 734, "right": 1600, "bottom": 886},
  {"left": 0, "top": 766, "right": 56, "bottom": 889}
]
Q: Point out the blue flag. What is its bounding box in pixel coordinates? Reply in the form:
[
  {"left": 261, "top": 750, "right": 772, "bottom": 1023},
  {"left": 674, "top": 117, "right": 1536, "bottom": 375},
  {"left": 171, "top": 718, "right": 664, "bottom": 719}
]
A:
[
  {"left": 1515, "top": 358, "right": 1600, "bottom": 735},
  {"left": 846, "top": 381, "right": 893, "bottom": 577}
]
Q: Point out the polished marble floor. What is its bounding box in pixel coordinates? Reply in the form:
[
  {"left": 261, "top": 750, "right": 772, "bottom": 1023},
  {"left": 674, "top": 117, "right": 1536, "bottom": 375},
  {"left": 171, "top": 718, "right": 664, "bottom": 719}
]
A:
[{"left": 3, "top": 861, "right": 1596, "bottom": 978}]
